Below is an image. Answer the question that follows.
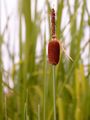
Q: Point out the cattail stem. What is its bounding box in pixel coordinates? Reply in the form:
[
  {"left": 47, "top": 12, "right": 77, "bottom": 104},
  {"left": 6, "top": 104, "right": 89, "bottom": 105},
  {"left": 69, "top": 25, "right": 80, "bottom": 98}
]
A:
[{"left": 53, "top": 66, "right": 56, "bottom": 120}]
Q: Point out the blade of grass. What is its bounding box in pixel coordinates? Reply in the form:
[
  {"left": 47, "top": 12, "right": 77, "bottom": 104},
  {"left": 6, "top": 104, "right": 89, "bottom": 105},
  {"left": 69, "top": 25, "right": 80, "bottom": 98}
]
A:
[{"left": 57, "top": 97, "right": 64, "bottom": 120}]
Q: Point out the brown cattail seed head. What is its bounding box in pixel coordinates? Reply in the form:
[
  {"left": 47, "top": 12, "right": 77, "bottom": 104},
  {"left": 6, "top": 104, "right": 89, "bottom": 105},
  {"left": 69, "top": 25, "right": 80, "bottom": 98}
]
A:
[{"left": 48, "top": 38, "right": 60, "bottom": 65}]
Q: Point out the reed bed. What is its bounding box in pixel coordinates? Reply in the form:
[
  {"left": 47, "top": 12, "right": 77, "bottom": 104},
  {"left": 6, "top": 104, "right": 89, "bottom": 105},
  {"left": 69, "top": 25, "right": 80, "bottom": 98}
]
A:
[{"left": 0, "top": 0, "right": 90, "bottom": 120}]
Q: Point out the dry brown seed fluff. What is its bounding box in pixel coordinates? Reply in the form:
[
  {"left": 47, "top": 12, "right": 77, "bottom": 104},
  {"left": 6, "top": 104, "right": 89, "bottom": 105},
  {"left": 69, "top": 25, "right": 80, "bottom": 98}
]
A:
[{"left": 48, "top": 38, "right": 60, "bottom": 65}]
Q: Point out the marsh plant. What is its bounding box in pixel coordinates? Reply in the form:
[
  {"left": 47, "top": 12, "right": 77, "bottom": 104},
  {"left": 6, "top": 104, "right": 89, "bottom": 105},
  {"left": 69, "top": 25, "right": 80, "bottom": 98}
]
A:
[{"left": 0, "top": 0, "right": 90, "bottom": 120}]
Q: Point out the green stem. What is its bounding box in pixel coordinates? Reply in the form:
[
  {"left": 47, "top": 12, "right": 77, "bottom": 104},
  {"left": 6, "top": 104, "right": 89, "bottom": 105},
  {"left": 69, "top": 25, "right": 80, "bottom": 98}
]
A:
[
  {"left": 38, "top": 104, "right": 40, "bottom": 120},
  {"left": 43, "top": 59, "right": 47, "bottom": 120},
  {"left": 24, "top": 102, "right": 27, "bottom": 120},
  {"left": 24, "top": 89, "right": 29, "bottom": 120},
  {"left": 44, "top": 71, "right": 46, "bottom": 120},
  {"left": 53, "top": 66, "right": 56, "bottom": 120},
  {"left": 43, "top": 14, "right": 47, "bottom": 120},
  {"left": 5, "top": 95, "right": 7, "bottom": 120}
]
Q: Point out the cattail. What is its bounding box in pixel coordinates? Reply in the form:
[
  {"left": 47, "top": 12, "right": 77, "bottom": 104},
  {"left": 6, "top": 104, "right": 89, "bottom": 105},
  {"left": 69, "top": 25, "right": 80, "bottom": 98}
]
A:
[
  {"left": 48, "top": 38, "right": 60, "bottom": 65},
  {"left": 48, "top": 8, "right": 60, "bottom": 65}
]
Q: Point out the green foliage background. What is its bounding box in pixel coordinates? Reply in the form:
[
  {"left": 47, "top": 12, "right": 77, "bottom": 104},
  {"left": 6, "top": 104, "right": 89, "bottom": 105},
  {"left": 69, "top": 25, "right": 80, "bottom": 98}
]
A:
[{"left": 0, "top": 0, "right": 90, "bottom": 120}]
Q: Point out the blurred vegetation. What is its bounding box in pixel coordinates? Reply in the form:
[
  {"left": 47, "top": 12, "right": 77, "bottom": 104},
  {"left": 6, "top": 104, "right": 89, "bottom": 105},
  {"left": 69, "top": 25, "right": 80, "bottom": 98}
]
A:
[{"left": 0, "top": 0, "right": 90, "bottom": 120}]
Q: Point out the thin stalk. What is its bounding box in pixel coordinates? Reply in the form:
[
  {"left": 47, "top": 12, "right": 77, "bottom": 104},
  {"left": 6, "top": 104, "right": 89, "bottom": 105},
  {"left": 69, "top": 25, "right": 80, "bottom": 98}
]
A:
[
  {"left": 38, "top": 104, "right": 40, "bottom": 120},
  {"left": 24, "top": 89, "right": 29, "bottom": 120},
  {"left": 4, "top": 95, "right": 7, "bottom": 120},
  {"left": 43, "top": 59, "right": 46, "bottom": 120},
  {"left": 43, "top": 9, "right": 47, "bottom": 120},
  {"left": 24, "top": 102, "right": 27, "bottom": 120},
  {"left": 53, "top": 66, "right": 56, "bottom": 120}
]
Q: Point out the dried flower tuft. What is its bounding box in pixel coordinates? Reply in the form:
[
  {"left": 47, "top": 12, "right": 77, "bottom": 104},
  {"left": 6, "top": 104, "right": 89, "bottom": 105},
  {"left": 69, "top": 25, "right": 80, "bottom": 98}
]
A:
[{"left": 48, "top": 38, "right": 60, "bottom": 65}]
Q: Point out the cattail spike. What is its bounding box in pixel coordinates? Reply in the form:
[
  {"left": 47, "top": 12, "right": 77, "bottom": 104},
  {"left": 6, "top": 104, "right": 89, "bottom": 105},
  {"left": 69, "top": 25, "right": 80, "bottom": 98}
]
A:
[
  {"left": 48, "top": 9, "right": 60, "bottom": 65},
  {"left": 51, "top": 8, "right": 56, "bottom": 38}
]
